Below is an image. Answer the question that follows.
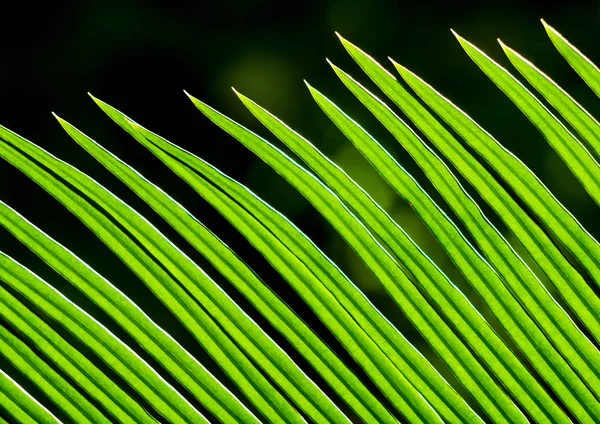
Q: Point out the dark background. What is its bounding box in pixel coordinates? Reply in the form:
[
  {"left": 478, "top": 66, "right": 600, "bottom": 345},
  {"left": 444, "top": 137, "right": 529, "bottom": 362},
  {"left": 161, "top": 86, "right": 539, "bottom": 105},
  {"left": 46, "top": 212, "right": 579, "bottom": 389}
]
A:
[{"left": 0, "top": 0, "right": 599, "bottom": 422}]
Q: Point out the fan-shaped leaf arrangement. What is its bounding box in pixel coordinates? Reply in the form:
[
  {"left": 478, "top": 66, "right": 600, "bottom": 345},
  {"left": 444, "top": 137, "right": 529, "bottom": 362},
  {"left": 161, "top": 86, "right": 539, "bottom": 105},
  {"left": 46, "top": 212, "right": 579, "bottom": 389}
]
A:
[{"left": 1, "top": 20, "right": 599, "bottom": 423}]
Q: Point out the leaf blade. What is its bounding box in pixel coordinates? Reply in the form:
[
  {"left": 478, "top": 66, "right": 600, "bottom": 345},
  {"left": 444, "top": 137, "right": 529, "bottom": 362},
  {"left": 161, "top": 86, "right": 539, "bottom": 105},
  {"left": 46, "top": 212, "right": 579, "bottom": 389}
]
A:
[
  {"left": 0, "top": 251, "right": 206, "bottom": 424},
  {"left": 0, "top": 368, "right": 60, "bottom": 424},
  {"left": 0, "top": 200, "right": 257, "bottom": 424},
  {"left": 500, "top": 40, "right": 600, "bottom": 158},
  {"left": 454, "top": 32, "right": 600, "bottom": 207},
  {"left": 0, "top": 130, "right": 301, "bottom": 424},
  {"left": 236, "top": 87, "right": 569, "bottom": 424},
  {"left": 186, "top": 94, "right": 527, "bottom": 423},
  {"left": 391, "top": 58, "right": 600, "bottom": 344},
  {"left": 543, "top": 20, "right": 600, "bottom": 99},
  {"left": 55, "top": 112, "right": 396, "bottom": 424},
  {"left": 93, "top": 95, "right": 442, "bottom": 424},
  {"left": 327, "top": 36, "right": 600, "bottom": 420},
  {"left": 0, "top": 323, "right": 109, "bottom": 424}
]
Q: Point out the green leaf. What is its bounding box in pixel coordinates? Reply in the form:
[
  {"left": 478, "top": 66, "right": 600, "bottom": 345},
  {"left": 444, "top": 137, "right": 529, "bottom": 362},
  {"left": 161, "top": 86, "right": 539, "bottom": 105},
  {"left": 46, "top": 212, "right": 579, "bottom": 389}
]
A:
[
  {"left": 0, "top": 265, "right": 153, "bottom": 423},
  {"left": 454, "top": 32, "right": 600, "bottom": 207},
  {"left": 0, "top": 368, "right": 60, "bottom": 424},
  {"left": 52, "top": 117, "right": 347, "bottom": 424},
  {"left": 0, "top": 129, "right": 303, "bottom": 424},
  {"left": 185, "top": 94, "right": 528, "bottom": 422},
  {"left": 0, "top": 323, "right": 109, "bottom": 423},
  {"left": 391, "top": 58, "right": 600, "bottom": 343},
  {"left": 236, "top": 88, "right": 570, "bottom": 424},
  {"left": 0, "top": 200, "right": 258, "bottom": 424},
  {"left": 93, "top": 94, "right": 439, "bottom": 424},
  {"left": 325, "top": 36, "right": 600, "bottom": 421},
  {"left": 54, "top": 111, "right": 396, "bottom": 424},
  {"left": 500, "top": 40, "right": 600, "bottom": 158},
  {"left": 0, "top": 251, "right": 205, "bottom": 423},
  {"left": 543, "top": 20, "right": 600, "bottom": 99}
]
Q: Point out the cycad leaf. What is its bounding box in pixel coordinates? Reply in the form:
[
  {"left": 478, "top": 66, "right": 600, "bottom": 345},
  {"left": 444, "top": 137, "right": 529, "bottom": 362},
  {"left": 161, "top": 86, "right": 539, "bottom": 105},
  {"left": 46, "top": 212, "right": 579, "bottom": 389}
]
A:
[
  {"left": 51, "top": 118, "right": 347, "bottom": 424},
  {"left": 500, "top": 40, "right": 600, "bottom": 157},
  {"left": 543, "top": 20, "right": 600, "bottom": 99},
  {"left": 336, "top": 33, "right": 600, "bottom": 380},
  {"left": 454, "top": 32, "right": 600, "bottom": 207},
  {"left": 0, "top": 323, "right": 109, "bottom": 423},
  {"left": 184, "top": 94, "right": 527, "bottom": 422},
  {"left": 0, "top": 200, "right": 257, "bottom": 424},
  {"left": 0, "top": 128, "right": 304, "bottom": 423},
  {"left": 308, "top": 76, "right": 599, "bottom": 421},
  {"left": 236, "top": 88, "right": 569, "bottom": 424},
  {"left": 92, "top": 95, "right": 441, "bottom": 424},
  {"left": 0, "top": 368, "right": 60, "bottom": 424},
  {"left": 55, "top": 111, "right": 395, "bottom": 424},
  {"left": 391, "top": 59, "right": 600, "bottom": 342},
  {"left": 0, "top": 251, "right": 205, "bottom": 423},
  {"left": 324, "top": 38, "right": 600, "bottom": 420},
  {"left": 0, "top": 262, "right": 154, "bottom": 423}
]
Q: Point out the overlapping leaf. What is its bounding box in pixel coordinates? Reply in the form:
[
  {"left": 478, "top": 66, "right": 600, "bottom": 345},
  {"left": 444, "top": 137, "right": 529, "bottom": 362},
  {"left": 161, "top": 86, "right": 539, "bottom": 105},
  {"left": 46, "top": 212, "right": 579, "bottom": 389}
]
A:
[
  {"left": 55, "top": 109, "right": 397, "bottom": 424},
  {"left": 233, "top": 89, "right": 567, "bottom": 423},
  {"left": 0, "top": 369, "right": 59, "bottom": 424},
  {"left": 92, "top": 96, "right": 445, "bottom": 423},
  {"left": 455, "top": 33, "right": 600, "bottom": 208},
  {"left": 390, "top": 60, "right": 600, "bottom": 342},
  {"left": 324, "top": 36, "right": 600, "bottom": 420},
  {"left": 543, "top": 20, "right": 600, "bottom": 99},
  {"left": 0, "top": 128, "right": 309, "bottom": 423},
  {"left": 0, "top": 200, "right": 257, "bottom": 424},
  {"left": 0, "top": 18, "right": 600, "bottom": 424}
]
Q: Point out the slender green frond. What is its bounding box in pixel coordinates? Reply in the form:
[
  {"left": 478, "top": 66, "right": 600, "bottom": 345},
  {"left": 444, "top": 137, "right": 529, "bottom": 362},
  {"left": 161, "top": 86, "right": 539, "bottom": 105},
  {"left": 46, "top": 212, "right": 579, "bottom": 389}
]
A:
[
  {"left": 543, "top": 20, "right": 600, "bottom": 99},
  {"left": 500, "top": 40, "right": 600, "bottom": 157},
  {"left": 50, "top": 118, "right": 346, "bottom": 424},
  {"left": 0, "top": 252, "right": 206, "bottom": 424},
  {"left": 0, "top": 200, "right": 257, "bottom": 424},
  {"left": 235, "top": 88, "right": 570, "bottom": 424},
  {"left": 454, "top": 32, "right": 600, "bottom": 207},
  {"left": 54, "top": 112, "right": 396, "bottom": 424},
  {"left": 391, "top": 60, "right": 600, "bottom": 342},
  {"left": 1, "top": 18, "right": 599, "bottom": 424},
  {"left": 336, "top": 33, "right": 600, "bottom": 380},
  {"left": 323, "top": 38, "right": 600, "bottom": 420},
  {"left": 0, "top": 270, "right": 153, "bottom": 423},
  {"left": 0, "top": 368, "right": 60, "bottom": 424},
  {"left": 92, "top": 95, "right": 442, "bottom": 424},
  {"left": 0, "top": 129, "right": 303, "bottom": 424},
  {"left": 185, "top": 94, "right": 527, "bottom": 422},
  {"left": 0, "top": 323, "right": 109, "bottom": 423}
]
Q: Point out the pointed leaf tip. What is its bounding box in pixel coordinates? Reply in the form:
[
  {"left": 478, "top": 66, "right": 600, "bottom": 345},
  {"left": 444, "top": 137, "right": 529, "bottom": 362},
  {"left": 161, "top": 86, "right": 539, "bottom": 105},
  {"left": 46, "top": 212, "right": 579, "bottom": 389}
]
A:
[
  {"left": 326, "top": 59, "right": 342, "bottom": 74},
  {"left": 540, "top": 18, "right": 552, "bottom": 30},
  {"left": 540, "top": 19, "right": 560, "bottom": 37},
  {"left": 232, "top": 88, "right": 244, "bottom": 100},
  {"left": 388, "top": 57, "right": 403, "bottom": 70}
]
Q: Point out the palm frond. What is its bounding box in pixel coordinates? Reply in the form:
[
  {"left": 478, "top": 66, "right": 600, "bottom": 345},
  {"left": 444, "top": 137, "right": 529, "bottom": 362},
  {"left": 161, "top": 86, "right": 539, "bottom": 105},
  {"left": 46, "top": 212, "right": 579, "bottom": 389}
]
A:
[{"left": 1, "top": 18, "right": 599, "bottom": 423}]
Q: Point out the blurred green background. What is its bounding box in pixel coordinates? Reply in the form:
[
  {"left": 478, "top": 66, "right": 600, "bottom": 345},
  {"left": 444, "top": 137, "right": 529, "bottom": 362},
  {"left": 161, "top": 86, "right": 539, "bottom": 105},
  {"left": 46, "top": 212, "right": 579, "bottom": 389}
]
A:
[{"left": 0, "top": 0, "right": 599, "bottom": 421}]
